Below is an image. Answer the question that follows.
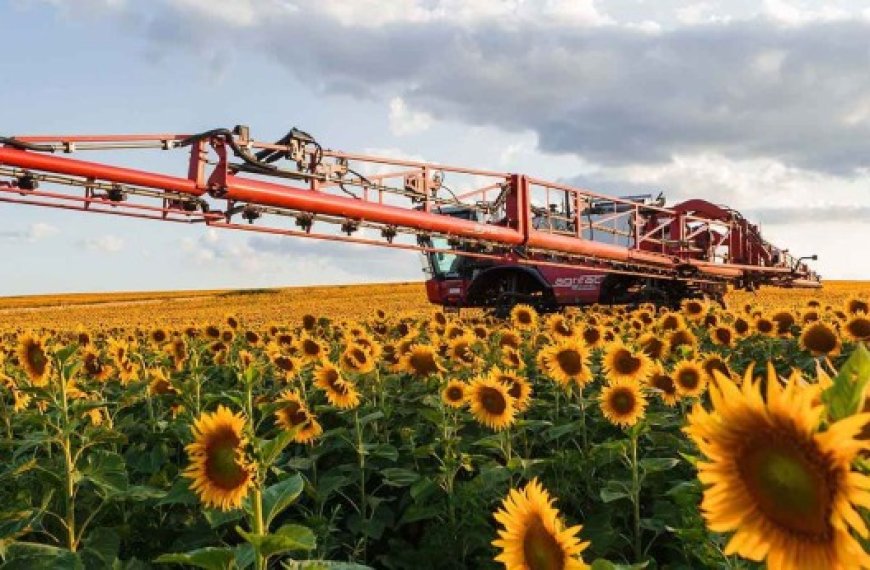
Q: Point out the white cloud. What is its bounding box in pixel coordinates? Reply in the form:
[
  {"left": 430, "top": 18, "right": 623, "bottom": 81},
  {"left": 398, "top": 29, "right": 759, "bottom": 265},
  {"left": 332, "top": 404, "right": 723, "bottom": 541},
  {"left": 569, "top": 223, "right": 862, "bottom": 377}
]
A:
[
  {"left": 389, "top": 97, "right": 434, "bottom": 136},
  {"left": 28, "top": 222, "right": 59, "bottom": 241},
  {"left": 84, "top": 234, "right": 125, "bottom": 253},
  {"left": 763, "top": 0, "right": 850, "bottom": 26}
]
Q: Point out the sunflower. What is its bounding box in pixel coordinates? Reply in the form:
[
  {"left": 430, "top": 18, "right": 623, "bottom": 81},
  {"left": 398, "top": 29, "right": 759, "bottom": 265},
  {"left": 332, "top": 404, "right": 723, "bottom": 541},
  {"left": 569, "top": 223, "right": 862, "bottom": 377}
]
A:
[
  {"left": 183, "top": 405, "right": 255, "bottom": 511},
  {"left": 225, "top": 314, "right": 240, "bottom": 330},
  {"left": 340, "top": 345, "right": 376, "bottom": 375},
  {"left": 602, "top": 342, "right": 652, "bottom": 383},
  {"left": 108, "top": 339, "right": 140, "bottom": 384},
  {"left": 843, "top": 315, "right": 870, "bottom": 342},
  {"left": 732, "top": 316, "right": 751, "bottom": 337},
  {"left": 441, "top": 380, "right": 467, "bottom": 408},
  {"left": 498, "top": 329, "right": 523, "bottom": 351},
  {"left": 658, "top": 312, "right": 685, "bottom": 331},
  {"left": 352, "top": 334, "right": 383, "bottom": 360},
  {"left": 646, "top": 364, "right": 679, "bottom": 407},
  {"left": 12, "top": 389, "right": 31, "bottom": 412},
  {"left": 685, "top": 371, "right": 870, "bottom": 570},
  {"left": 81, "top": 348, "right": 112, "bottom": 382},
  {"left": 799, "top": 321, "right": 841, "bottom": 357},
  {"left": 546, "top": 314, "right": 574, "bottom": 339},
  {"left": 274, "top": 390, "right": 322, "bottom": 444},
  {"left": 511, "top": 304, "right": 539, "bottom": 331},
  {"left": 398, "top": 344, "right": 443, "bottom": 377},
  {"left": 301, "top": 314, "right": 317, "bottom": 331},
  {"left": 467, "top": 376, "right": 516, "bottom": 431},
  {"left": 579, "top": 325, "right": 604, "bottom": 349},
  {"left": 636, "top": 332, "right": 668, "bottom": 360},
  {"left": 17, "top": 333, "right": 51, "bottom": 387},
  {"left": 769, "top": 310, "right": 796, "bottom": 337},
  {"left": 167, "top": 338, "right": 188, "bottom": 371},
  {"left": 541, "top": 338, "right": 593, "bottom": 388},
  {"left": 269, "top": 348, "right": 302, "bottom": 381},
  {"left": 600, "top": 378, "right": 647, "bottom": 428},
  {"left": 472, "top": 324, "right": 490, "bottom": 341},
  {"left": 500, "top": 346, "right": 525, "bottom": 370},
  {"left": 148, "top": 368, "right": 177, "bottom": 396},
  {"left": 296, "top": 335, "right": 327, "bottom": 363},
  {"left": 150, "top": 328, "right": 169, "bottom": 345},
  {"left": 709, "top": 325, "right": 736, "bottom": 348},
  {"left": 491, "top": 368, "right": 533, "bottom": 412},
  {"left": 668, "top": 328, "right": 698, "bottom": 354},
  {"left": 492, "top": 478, "right": 589, "bottom": 570},
  {"left": 204, "top": 325, "right": 221, "bottom": 340},
  {"left": 448, "top": 336, "right": 480, "bottom": 368},
  {"left": 673, "top": 360, "right": 707, "bottom": 398},
  {"left": 314, "top": 363, "right": 360, "bottom": 409},
  {"left": 701, "top": 355, "right": 731, "bottom": 386},
  {"left": 846, "top": 296, "right": 869, "bottom": 316},
  {"left": 801, "top": 310, "right": 821, "bottom": 324}
]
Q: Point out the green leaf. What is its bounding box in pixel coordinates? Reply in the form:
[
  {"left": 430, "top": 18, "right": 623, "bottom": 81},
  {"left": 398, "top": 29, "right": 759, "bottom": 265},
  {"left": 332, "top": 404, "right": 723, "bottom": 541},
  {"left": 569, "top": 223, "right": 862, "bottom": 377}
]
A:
[
  {"left": 81, "top": 527, "right": 120, "bottom": 569},
  {"left": 155, "top": 547, "right": 236, "bottom": 570},
  {"left": 357, "top": 411, "right": 384, "bottom": 426},
  {"left": 380, "top": 468, "right": 420, "bottom": 487},
  {"left": 157, "top": 477, "right": 199, "bottom": 506},
  {"left": 237, "top": 523, "right": 316, "bottom": 557},
  {"left": 599, "top": 480, "right": 630, "bottom": 503},
  {"left": 262, "top": 473, "right": 305, "bottom": 530},
  {"left": 823, "top": 344, "right": 870, "bottom": 421},
  {"left": 639, "top": 457, "right": 680, "bottom": 474},
  {"left": 3, "top": 542, "right": 83, "bottom": 569},
  {"left": 590, "top": 560, "right": 648, "bottom": 570},
  {"left": 80, "top": 450, "right": 128, "bottom": 496},
  {"left": 259, "top": 429, "right": 299, "bottom": 468},
  {"left": 369, "top": 444, "right": 398, "bottom": 462}
]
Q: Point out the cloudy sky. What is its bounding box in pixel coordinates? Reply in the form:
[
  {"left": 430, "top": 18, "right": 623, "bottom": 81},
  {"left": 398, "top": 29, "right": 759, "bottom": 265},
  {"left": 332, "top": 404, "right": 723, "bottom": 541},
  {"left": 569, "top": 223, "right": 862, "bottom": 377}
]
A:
[{"left": 1, "top": 0, "right": 868, "bottom": 295}]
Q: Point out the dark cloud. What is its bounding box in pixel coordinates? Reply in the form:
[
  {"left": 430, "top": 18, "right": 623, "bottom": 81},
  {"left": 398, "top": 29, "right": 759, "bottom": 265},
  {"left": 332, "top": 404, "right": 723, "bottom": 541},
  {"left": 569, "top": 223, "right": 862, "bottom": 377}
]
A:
[{"left": 135, "top": 7, "right": 870, "bottom": 176}]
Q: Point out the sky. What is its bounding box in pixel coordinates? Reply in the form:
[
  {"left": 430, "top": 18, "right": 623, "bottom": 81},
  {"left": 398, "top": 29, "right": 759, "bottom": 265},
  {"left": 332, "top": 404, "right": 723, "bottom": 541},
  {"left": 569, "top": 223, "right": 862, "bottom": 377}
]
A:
[{"left": 1, "top": 0, "right": 868, "bottom": 296}]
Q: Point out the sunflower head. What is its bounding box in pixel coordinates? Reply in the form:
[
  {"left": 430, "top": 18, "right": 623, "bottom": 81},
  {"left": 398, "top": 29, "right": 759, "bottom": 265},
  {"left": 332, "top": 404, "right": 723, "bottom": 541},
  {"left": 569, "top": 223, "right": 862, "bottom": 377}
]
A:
[
  {"left": 843, "top": 315, "right": 870, "bottom": 342},
  {"left": 499, "top": 329, "right": 523, "bottom": 351},
  {"left": 315, "top": 364, "right": 360, "bottom": 409},
  {"left": 658, "top": 312, "right": 685, "bottom": 331},
  {"left": 668, "top": 328, "right": 697, "bottom": 355},
  {"left": 602, "top": 342, "right": 652, "bottom": 383},
  {"left": 510, "top": 304, "right": 539, "bottom": 331},
  {"left": 441, "top": 380, "right": 467, "bottom": 409},
  {"left": 580, "top": 325, "right": 604, "bottom": 349},
  {"left": 340, "top": 345, "right": 376, "bottom": 375},
  {"left": 183, "top": 405, "right": 255, "bottom": 512},
  {"left": 846, "top": 296, "right": 869, "bottom": 316},
  {"left": 500, "top": 346, "right": 525, "bottom": 370},
  {"left": 467, "top": 376, "right": 516, "bottom": 431},
  {"left": 646, "top": 364, "right": 679, "bottom": 407},
  {"left": 673, "top": 360, "right": 707, "bottom": 398},
  {"left": 771, "top": 310, "right": 796, "bottom": 336},
  {"left": 491, "top": 368, "right": 533, "bottom": 412},
  {"left": 492, "top": 478, "right": 589, "bottom": 570},
  {"left": 546, "top": 314, "right": 574, "bottom": 339},
  {"left": 274, "top": 390, "right": 322, "bottom": 444},
  {"left": 17, "top": 333, "right": 52, "bottom": 387},
  {"left": 733, "top": 317, "right": 751, "bottom": 337},
  {"left": 799, "top": 321, "right": 841, "bottom": 356},
  {"left": 636, "top": 332, "right": 668, "bottom": 360},
  {"left": 448, "top": 336, "right": 479, "bottom": 368},
  {"left": 685, "top": 369, "right": 870, "bottom": 570},
  {"left": 541, "top": 338, "right": 592, "bottom": 389},
  {"left": 600, "top": 378, "right": 647, "bottom": 428},
  {"left": 399, "top": 344, "right": 443, "bottom": 377},
  {"left": 710, "top": 325, "right": 736, "bottom": 348}
]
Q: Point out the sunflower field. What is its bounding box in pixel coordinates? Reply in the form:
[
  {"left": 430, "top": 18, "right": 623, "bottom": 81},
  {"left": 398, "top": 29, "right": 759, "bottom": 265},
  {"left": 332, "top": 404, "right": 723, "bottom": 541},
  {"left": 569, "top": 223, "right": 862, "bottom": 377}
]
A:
[{"left": 1, "top": 282, "right": 869, "bottom": 570}]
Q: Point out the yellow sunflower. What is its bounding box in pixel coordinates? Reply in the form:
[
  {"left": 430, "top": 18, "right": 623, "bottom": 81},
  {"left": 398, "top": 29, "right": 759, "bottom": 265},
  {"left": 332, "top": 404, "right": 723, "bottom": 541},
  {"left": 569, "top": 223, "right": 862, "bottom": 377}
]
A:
[
  {"left": 500, "top": 346, "right": 525, "bottom": 370},
  {"left": 673, "top": 360, "right": 707, "bottom": 398},
  {"left": 274, "top": 390, "right": 322, "bottom": 444},
  {"left": 183, "top": 405, "right": 255, "bottom": 511},
  {"left": 491, "top": 368, "right": 533, "bottom": 412},
  {"left": 681, "top": 298, "right": 707, "bottom": 321},
  {"left": 709, "top": 325, "right": 736, "bottom": 348},
  {"left": 17, "top": 333, "right": 51, "bottom": 387},
  {"left": 296, "top": 335, "right": 327, "bottom": 363},
  {"left": 845, "top": 296, "right": 869, "bottom": 316},
  {"left": 340, "top": 345, "right": 377, "bottom": 375},
  {"left": 599, "top": 378, "right": 647, "bottom": 428},
  {"left": 732, "top": 316, "right": 751, "bottom": 337},
  {"left": 701, "top": 355, "right": 731, "bottom": 386},
  {"left": 579, "top": 325, "right": 605, "bottom": 349},
  {"left": 636, "top": 332, "right": 668, "bottom": 360},
  {"left": 511, "top": 304, "right": 539, "bottom": 331},
  {"left": 492, "top": 478, "right": 589, "bottom": 570},
  {"left": 771, "top": 310, "right": 797, "bottom": 337},
  {"left": 81, "top": 348, "right": 112, "bottom": 382},
  {"left": 441, "top": 380, "right": 467, "bottom": 409},
  {"left": 685, "top": 371, "right": 870, "bottom": 570},
  {"left": 541, "top": 338, "right": 593, "bottom": 389},
  {"left": 843, "top": 315, "right": 870, "bottom": 342},
  {"left": 602, "top": 342, "right": 652, "bottom": 383},
  {"left": 668, "top": 328, "right": 698, "bottom": 354},
  {"left": 467, "top": 376, "right": 516, "bottom": 431},
  {"left": 148, "top": 368, "right": 177, "bottom": 396},
  {"left": 546, "top": 314, "right": 575, "bottom": 339},
  {"left": 269, "top": 347, "right": 302, "bottom": 381},
  {"left": 658, "top": 312, "right": 686, "bottom": 331},
  {"left": 799, "top": 321, "right": 841, "bottom": 357},
  {"left": 645, "top": 363, "right": 679, "bottom": 407},
  {"left": 314, "top": 363, "right": 360, "bottom": 410},
  {"left": 498, "top": 329, "right": 523, "bottom": 351},
  {"left": 448, "top": 336, "right": 480, "bottom": 369},
  {"left": 398, "top": 344, "right": 443, "bottom": 377}
]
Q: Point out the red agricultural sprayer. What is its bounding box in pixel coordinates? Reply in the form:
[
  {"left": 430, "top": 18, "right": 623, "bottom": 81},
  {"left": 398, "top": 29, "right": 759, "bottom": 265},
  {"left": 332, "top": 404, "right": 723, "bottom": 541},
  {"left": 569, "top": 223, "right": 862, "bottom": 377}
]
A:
[{"left": 0, "top": 125, "right": 820, "bottom": 313}]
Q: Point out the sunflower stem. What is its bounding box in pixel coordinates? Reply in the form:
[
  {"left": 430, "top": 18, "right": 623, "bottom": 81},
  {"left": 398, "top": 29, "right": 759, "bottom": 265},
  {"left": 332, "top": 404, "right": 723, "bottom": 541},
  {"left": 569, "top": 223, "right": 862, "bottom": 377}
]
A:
[
  {"left": 59, "top": 365, "right": 77, "bottom": 552},
  {"left": 354, "top": 408, "right": 368, "bottom": 562},
  {"left": 629, "top": 429, "right": 642, "bottom": 563},
  {"left": 251, "top": 487, "right": 266, "bottom": 570}
]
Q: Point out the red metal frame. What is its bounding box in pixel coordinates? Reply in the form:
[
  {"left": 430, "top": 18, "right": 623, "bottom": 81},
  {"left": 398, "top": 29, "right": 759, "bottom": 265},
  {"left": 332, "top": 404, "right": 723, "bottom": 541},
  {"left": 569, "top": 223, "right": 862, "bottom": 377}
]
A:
[{"left": 0, "top": 127, "right": 821, "bottom": 291}]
